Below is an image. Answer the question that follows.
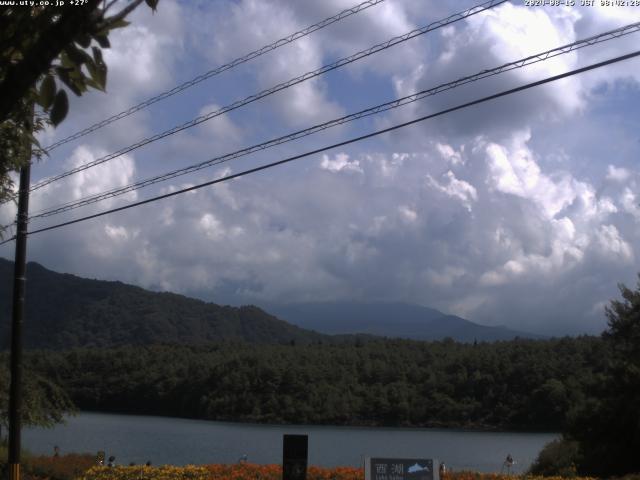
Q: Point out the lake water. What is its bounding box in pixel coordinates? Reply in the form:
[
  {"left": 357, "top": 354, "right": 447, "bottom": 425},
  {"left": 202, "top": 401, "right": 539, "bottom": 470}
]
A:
[{"left": 23, "top": 412, "right": 556, "bottom": 473}]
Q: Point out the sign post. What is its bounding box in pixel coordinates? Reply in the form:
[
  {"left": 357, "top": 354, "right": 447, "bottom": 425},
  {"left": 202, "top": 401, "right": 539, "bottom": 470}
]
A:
[{"left": 8, "top": 162, "right": 31, "bottom": 480}]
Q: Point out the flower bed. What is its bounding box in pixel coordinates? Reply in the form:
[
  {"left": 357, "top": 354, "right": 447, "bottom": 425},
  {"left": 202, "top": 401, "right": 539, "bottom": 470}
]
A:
[
  {"left": 75, "top": 464, "right": 604, "bottom": 480},
  {"left": 26, "top": 453, "right": 96, "bottom": 480},
  {"left": 446, "top": 474, "right": 596, "bottom": 480},
  {"left": 77, "top": 464, "right": 363, "bottom": 480}
]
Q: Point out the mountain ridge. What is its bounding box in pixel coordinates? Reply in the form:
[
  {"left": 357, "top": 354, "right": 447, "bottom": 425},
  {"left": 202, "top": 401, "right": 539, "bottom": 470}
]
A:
[
  {"left": 268, "top": 300, "right": 544, "bottom": 341},
  {"left": 0, "top": 258, "right": 326, "bottom": 349},
  {"left": 0, "top": 258, "right": 542, "bottom": 349}
]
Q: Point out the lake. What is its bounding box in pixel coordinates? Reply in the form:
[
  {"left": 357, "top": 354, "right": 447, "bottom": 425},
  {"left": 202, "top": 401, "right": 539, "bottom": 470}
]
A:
[{"left": 23, "top": 412, "right": 556, "bottom": 473}]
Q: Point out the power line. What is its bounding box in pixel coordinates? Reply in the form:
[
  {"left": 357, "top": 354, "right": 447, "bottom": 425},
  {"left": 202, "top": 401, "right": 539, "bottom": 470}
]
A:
[
  {"left": 19, "top": 49, "right": 640, "bottom": 239},
  {"left": 20, "top": 0, "right": 506, "bottom": 198},
  {"left": 42, "top": 0, "right": 387, "bottom": 152},
  {"left": 0, "top": 233, "right": 15, "bottom": 246},
  {"left": 25, "top": 21, "right": 640, "bottom": 221}
]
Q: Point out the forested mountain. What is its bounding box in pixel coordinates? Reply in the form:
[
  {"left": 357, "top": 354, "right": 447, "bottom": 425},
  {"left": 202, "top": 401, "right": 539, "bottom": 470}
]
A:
[
  {"left": 21, "top": 335, "right": 607, "bottom": 431},
  {"left": 269, "top": 301, "right": 543, "bottom": 341},
  {"left": 0, "top": 259, "right": 326, "bottom": 349},
  {"left": 0, "top": 259, "right": 540, "bottom": 350}
]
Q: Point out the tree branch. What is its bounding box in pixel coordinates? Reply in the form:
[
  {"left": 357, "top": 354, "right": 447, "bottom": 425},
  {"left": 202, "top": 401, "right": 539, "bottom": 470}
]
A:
[
  {"left": 99, "top": 0, "right": 145, "bottom": 30},
  {"left": 0, "top": 0, "right": 102, "bottom": 122}
]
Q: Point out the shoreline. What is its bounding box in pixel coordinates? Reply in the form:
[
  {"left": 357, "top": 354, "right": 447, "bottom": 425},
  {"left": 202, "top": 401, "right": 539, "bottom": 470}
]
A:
[{"left": 70, "top": 409, "right": 560, "bottom": 435}]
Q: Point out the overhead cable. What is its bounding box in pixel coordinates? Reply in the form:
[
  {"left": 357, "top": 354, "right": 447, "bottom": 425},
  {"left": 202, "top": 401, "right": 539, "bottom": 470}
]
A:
[
  {"left": 21, "top": 0, "right": 507, "bottom": 198},
  {"left": 42, "top": 0, "right": 387, "bottom": 152},
  {"left": 26, "top": 21, "right": 640, "bottom": 221},
  {"left": 19, "top": 49, "right": 640, "bottom": 238}
]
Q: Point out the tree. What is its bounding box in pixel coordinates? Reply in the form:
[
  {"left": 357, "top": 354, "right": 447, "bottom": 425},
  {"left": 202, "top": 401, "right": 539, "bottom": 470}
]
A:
[
  {"left": 568, "top": 278, "right": 640, "bottom": 476},
  {"left": 0, "top": 0, "right": 159, "bottom": 433},
  {"left": 528, "top": 438, "right": 580, "bottom": 477},
  {"left": 0, "top": 0, "right": 158, "bottom": 205},
  {"left": 0, "top": 362, "right": 75, "bottom": 440}
]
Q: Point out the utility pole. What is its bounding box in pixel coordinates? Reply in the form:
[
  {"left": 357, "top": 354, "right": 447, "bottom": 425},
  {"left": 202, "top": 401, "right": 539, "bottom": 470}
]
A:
[{"left": 8, "top": 155, "right": 31, "bottom": 480}]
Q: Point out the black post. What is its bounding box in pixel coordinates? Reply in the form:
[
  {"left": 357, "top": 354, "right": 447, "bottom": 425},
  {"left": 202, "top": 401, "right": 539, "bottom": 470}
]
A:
[
  {"left": 283, "top": 434, "right": 308, "bottom": 480},
  {"left": 8, "top": 162, "right": 31, "bottom": 480}
]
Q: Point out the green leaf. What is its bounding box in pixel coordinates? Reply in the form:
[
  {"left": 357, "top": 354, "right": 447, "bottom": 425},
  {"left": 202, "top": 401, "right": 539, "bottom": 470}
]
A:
[
  {"left": 92, "top": 46, "right": 103, "bottom": 65},
  {"left": 59, "top": 51, "right": 74, "bottom": 69},
  {"left": 50, "top": 90, "right": 68, "bottom": 126},
  {"left": 86, "top": 58, "right": 106, "bottom": 92},
  {"left": 95, "top": 63, "right": 107, "bottom": 91},
  {"left": 85, "top": 57, "right": 98, "bottom": 82},
  {"left": 108, "top": 18, "right": 130, "bottom": 30},
  {"left": 67, "top": 79, "right": 84, "bottom": 96},
  {"left": 76, "top": 34, "right": 91, "bottom": 49},
  {"left": 39, "top": 75, "right": 56, "bottom": 110},
  {"left": 55, "top": 66, "right": 82, "bottom": 96},
  {"left": 145, "top": 0, "right": 159, "bottom": 11},
  {"left": 28, "top": 132, "right": 42, "bottom": 150},
  {"left": 84, "top": 78, "right": 101, "bottom": 90},
  {"left": 55, "top": 66, "right": 71, "bottom": 88},
  {"left": 64, "top": 45, "right": 91, "bottom": 66},
  {"left": 95, "top": 34, "right": 110, "bottom": 48}
]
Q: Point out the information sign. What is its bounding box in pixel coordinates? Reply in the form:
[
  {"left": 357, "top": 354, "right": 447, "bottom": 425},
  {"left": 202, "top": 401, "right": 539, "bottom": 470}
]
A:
[{"left": 365, "top": 457, "right": 438, "bottom": 480}]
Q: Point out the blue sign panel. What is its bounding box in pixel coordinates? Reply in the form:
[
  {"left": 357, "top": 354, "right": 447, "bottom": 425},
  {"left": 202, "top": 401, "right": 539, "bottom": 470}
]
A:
[{"left": 366, "top": 458, "right": 438, "bottom": 480}]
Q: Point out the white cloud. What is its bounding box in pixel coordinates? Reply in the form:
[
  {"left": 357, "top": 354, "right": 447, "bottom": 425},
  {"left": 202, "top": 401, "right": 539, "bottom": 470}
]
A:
[
  {"left": 398, "top": 205, "right": 418, "bottom": 223},
  {"left": 484, "top": 130, "right": 618, "bottom": 222},
  {"left": 104, "top": 1, "right": 184, "bottom": 99},
  {"left": 621, "top": 188, "right": 640, "bottom": 220},
  {"left": 205, "top": 0, "right": 344, "bottom": 128},
  {"left": 436, "top": 143, "right": 463, "bottom": 165},
  {"left": 196, "top": 103, "right": 243, "bottom": 144},
  {"left": 105, "top": 225, "right": 130, "bottom": 241},
  {"left": 595, "top": 224, "right": 634, "bottom": 261},
  {"left": 319, "top": 153, "right": 363, "bottom": 174},
  {"left": 426, "top": 170, "right": 478, "bottom": 211},
  {"left": 607, "top": 165, "right": 631, "bottom": 182},
  {"left": 199, "top": 213, "right": 224, "bottom": 240},
  {"left": 3, "top": 0, "right": 639, "bottom": 339},
  {"left": 28, "top": 146, "right": 137, "bottom": 222}
]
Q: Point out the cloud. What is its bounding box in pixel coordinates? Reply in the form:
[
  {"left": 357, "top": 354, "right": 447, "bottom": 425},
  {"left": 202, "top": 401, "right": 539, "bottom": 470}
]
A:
[
  {"left": 386, "top": 2, "right": 640, "bottom": 148},
  {"left": 388, "top": 3, "right": 585, "bottom": 140},
  {"left": 104, "top": 1, "right": 185, "bottom": 101},
  {"left": 621, "top": 188, "right": 640, "bottom": 220},
  {"left": 3, "top": 0, "right": 639, "bottom": 339},
  {"left": 203, "top": 0, "right": 345, "bottom": 128},
  {"left": 105, "top": 224, "right": 131, "bottom": 241},
  {"left": 595, "top": 224, "right": 634, "bottom": 261},
  {"left": 29, "top": 146, "right": 137, "bottom": 220},
  {"left": 17, "top": 126, "right": 637, "bottom": 336},
  {"left": 436, "top": 143, "right": 464, "bottom": 165},
  {"left": 607, "top": 165, "right": 631, "bottom": 182},
  {"left": 426, "top": 170, "right": 477, "bottom": 211},
  {"left": 319, "top": 153, "right": 363, "bottom": 173},
  {"left": 41, "top": 1, "right": 186, "bottom": 153}
]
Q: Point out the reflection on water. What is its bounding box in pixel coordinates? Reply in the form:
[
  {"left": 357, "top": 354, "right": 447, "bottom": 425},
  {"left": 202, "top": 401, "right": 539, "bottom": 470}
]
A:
[{"left": 23, "top": 412, "right": 556, "bottom": 472}]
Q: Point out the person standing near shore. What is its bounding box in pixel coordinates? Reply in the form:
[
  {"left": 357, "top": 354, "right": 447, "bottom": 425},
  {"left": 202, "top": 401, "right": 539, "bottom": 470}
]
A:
[{"left": 502, "top": 454, "right": 514, "bottom": 474}]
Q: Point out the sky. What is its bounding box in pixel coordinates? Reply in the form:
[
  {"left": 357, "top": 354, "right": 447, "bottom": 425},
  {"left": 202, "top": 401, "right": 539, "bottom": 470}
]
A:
[{"left": 2, "top": 0, "right": 640, "bottom": 336}]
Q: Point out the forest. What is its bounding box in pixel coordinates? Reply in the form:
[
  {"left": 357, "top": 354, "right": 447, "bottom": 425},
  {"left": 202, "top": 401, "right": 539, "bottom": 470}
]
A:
[
  {"left": 1, "top": 284, "right": 638, "bottom": 477},
  {"left": 18, "top": 335, "right": 608, "bottom": 431}
]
